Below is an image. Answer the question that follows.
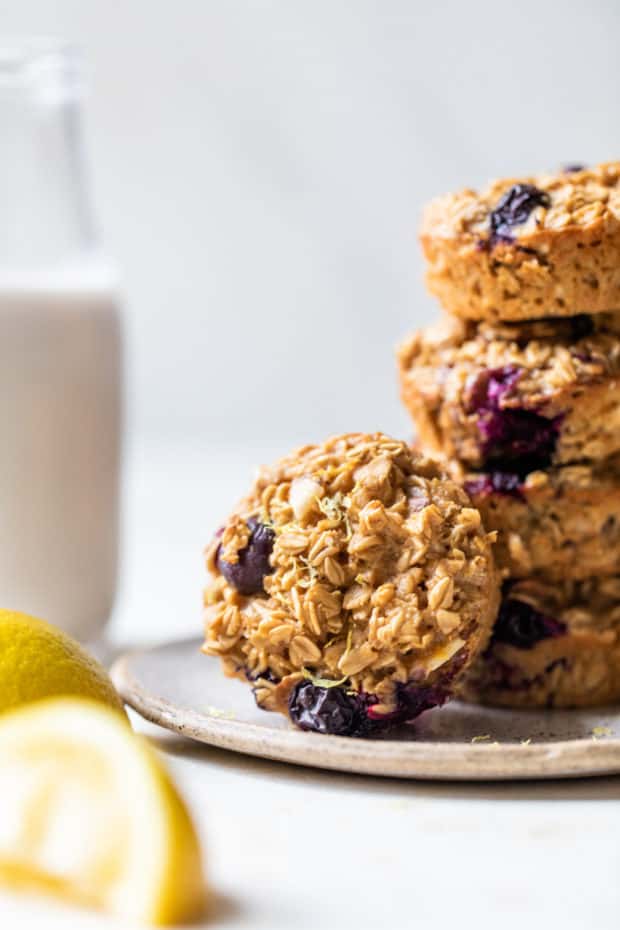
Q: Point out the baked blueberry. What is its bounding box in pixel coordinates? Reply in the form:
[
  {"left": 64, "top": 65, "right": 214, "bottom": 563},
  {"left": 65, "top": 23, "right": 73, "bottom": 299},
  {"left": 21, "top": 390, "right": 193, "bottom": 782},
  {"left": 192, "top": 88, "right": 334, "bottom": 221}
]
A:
[
  {"left": 467, "top": 366, "right": 560, "bottom": 471},
  {"left": 464, "top": 471, "right": 523, "bottom": 499},
  {"left": 489, "top": 184, "right": 551, "bottom": 244},
  {"left": 216, "top": 517, "right": 275, "bottom": 596},
  {"left": 493, "top": 595, "right": 566, "bottom": 649},
  {"left": 288, "top": 681, "right": 361, "bottom": 736},
  {"left": 288, "top": 677, "right": 449, "bottom": 737}
]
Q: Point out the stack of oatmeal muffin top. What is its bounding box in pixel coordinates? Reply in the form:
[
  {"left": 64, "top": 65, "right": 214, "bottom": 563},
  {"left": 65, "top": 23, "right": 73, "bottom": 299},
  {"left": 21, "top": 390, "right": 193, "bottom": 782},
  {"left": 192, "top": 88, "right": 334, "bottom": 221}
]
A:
[{"left": 398, "top": 162, "right": 620, "bottom": 709}]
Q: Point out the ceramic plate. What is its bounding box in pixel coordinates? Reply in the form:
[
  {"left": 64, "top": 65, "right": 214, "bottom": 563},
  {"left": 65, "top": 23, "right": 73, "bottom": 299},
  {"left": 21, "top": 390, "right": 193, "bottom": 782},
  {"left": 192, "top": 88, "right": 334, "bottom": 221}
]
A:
[{"left": 111, "top": 637, "right": 620, "bottom": 781}]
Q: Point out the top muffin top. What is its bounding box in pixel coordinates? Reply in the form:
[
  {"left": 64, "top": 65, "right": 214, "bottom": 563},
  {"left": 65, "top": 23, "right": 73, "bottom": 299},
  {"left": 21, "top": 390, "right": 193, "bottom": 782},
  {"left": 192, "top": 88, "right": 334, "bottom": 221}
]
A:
[{"left": 421, "top": 162, "right": 620, "bottom": 245}]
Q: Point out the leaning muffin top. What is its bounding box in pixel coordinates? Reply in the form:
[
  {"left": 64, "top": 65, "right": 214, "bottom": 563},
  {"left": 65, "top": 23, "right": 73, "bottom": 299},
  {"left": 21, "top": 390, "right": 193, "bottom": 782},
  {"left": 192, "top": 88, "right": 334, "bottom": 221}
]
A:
[
  {"left": 421, "top": 162, "right": 620, "bottom": 245},
  {"left": 203, "top": 432, "right": 499, "bottom": 732}
]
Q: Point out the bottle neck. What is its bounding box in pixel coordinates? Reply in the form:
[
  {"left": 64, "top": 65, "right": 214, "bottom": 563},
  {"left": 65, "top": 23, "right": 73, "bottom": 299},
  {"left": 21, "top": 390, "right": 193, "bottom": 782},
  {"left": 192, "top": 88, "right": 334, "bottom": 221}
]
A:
[{"left": 0, "top": 40, "right": 96, "bottom": 268}]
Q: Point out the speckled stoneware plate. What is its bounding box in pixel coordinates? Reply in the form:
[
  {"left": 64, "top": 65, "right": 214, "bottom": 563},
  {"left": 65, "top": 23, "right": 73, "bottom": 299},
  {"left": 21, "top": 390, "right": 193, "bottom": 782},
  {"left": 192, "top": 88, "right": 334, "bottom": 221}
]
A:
[{"left": 111, "top": 638, "right": 620, "bottom": 781}]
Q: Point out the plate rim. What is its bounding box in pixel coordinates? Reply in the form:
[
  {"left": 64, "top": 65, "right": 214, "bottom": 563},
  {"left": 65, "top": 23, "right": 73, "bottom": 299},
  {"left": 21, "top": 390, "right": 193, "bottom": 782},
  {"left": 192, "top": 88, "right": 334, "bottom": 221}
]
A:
[{"left": 111, "top": 638, "right": 620, "bottom": 781}]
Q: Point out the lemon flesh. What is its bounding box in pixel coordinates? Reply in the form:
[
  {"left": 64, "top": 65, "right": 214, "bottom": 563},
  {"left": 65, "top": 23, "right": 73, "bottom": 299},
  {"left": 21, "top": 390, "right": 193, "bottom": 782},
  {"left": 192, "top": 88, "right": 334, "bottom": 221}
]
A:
[
  {"left": 0, "top": 697, "right": 207, "bottom": 925},
  {"left": 0, "top": 609, "right": 124, "bottom": 715}
]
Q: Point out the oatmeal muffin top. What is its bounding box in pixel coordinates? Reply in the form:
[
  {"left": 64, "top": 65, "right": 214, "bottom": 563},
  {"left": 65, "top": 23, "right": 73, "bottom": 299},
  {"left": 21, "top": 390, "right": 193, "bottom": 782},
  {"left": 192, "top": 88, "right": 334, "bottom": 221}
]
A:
[
  {"left": 422, "top": 162, "right": 620, "bottom": 245},
  {"left": 203, "top": 433, "right": 499, "bottom": 732},
  {"left": 420, "top": 162, "right": 620, "bottom": 321},
  {"left": 398, "top": 312, "right": 620, "bottom": 470}
]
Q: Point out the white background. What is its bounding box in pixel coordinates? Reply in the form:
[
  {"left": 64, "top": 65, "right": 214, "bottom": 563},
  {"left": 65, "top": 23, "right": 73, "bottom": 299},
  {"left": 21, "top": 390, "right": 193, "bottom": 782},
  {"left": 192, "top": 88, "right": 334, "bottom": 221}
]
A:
[{"left": 4, "top": 0, "right": 620, "bottom": 446}]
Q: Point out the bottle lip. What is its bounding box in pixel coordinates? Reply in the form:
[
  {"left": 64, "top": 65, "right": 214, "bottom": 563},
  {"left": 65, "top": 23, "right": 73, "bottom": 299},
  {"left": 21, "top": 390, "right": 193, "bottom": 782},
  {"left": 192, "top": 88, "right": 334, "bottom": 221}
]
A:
[{"left": 0, "top": 37, "right": 83, "bottom": 101}]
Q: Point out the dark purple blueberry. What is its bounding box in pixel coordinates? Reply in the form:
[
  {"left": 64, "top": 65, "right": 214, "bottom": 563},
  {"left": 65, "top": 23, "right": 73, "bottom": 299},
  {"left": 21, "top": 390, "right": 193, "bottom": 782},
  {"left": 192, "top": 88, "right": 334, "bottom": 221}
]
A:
[
  {"left": 464, "top": 471, "right": 523, "bottom": 500},
  {"left": 288, "top": 675, "right": 451, "bottom": 737},
  {"left": 287, "top": 647, "right": 469, "bottom": 737},
  {"left": 493, "top": 596, "right": 566, "bottom": 650},
  {"left": 467, "top": 365, "right": 561, "bottom": 472},
  {"left": 369, "top": 649, "right": 464, "bottom": 728},
  {"left": 489, "top": 183, "right": 551, "bottom": 244},
  {"left": 477, "top": 408, "right": 560, "bottom": 471},
  {"left": 368, "top": 682, "right": 448, "bottom": 725},
  {"left": 466, "top": 365, "right": 521, "bottom": 414},
  {"left": 288, "top": 681, "right": 361, "bottom": 736},
  {"left": 216, "top": 517, "right": 275, "bottom": 596},
  {"left": 563, "top": 163, "right": 586, "bottom": 173}
]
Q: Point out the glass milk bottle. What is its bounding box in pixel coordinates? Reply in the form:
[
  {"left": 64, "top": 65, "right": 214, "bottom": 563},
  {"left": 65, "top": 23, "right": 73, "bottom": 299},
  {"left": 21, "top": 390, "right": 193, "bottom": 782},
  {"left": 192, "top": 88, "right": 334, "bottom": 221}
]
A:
[{"left": 0, "top": 41, "right": 121, "bottom": 639}]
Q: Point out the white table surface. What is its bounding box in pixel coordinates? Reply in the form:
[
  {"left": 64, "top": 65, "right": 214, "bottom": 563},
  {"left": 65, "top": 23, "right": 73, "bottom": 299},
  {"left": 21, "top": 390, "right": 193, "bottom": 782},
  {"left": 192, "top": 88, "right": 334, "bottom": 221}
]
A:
[{"left": 2, "top": 440, "right": 620, "bottom": 930}]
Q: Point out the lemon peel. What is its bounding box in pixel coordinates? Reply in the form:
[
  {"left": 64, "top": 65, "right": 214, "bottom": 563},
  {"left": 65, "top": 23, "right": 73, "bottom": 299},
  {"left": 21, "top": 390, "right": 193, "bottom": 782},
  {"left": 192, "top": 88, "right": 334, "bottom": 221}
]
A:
[{"left": 0, "top": 609, "right": 124, "bottom": 717}]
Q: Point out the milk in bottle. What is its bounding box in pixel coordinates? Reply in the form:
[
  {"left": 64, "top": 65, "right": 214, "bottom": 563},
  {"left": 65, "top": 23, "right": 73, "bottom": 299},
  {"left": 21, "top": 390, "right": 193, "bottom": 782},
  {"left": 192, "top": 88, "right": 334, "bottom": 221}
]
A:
[{"left": 0, "top": 41, "right": 121, "bottom": 639}]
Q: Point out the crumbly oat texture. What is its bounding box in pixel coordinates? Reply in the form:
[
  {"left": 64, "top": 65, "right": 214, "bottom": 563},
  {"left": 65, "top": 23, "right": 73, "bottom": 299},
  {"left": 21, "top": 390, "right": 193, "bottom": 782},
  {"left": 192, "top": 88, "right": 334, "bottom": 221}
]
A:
[
  {"left": 460, "top": 456, "right": 620, "bottom": 582},
  {"left": 398, "top": 312, "right": 620, "bottom": 470},
  {"left": 202, "top": 433, "right": 499, "bottom": 735},
  {"left": 421, "top": 162, "right": 620, "bottom": 321},
  {"left": 461, "top": 576, "right": 620, "bottom": 708}
]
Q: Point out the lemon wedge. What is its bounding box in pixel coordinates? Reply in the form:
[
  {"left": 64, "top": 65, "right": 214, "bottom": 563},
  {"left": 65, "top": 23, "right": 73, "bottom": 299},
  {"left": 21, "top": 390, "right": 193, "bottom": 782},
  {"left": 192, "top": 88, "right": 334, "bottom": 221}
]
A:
[
  {"left": 0, "top": 609, "right": 124, "bottom": 715},
  {"left": 0, "top": 697, "right": 207, "bottom": 925}
]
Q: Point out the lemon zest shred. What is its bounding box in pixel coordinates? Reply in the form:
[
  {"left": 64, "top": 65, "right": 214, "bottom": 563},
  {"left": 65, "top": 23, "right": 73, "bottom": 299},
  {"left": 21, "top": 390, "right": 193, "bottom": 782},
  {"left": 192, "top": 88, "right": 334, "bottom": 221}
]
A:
[
  {"left": 592, "top": 725, "right": 613, "bottom": 739},
  {"left": 339, "top": 625, "right": 354, "bottom": 666},
  {"left": 317, "top": 492, "right": 352, "bottom": 538},
  {"left": 301, "top": 669, "right": 348, "bottom": 688},
  {"left": 298, "top": 555, "right": 318, "bottom": 588},
  {"left": 205, "top": 705, "right": 236, "bottom": 720}
]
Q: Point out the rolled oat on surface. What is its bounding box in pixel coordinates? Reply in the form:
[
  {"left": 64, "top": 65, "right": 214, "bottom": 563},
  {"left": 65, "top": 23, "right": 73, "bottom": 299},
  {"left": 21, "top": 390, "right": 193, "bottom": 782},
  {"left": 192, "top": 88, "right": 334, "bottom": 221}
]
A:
[{"left": 202, "top": 432, "right": 499, "bottom": 737}]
